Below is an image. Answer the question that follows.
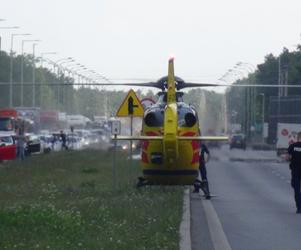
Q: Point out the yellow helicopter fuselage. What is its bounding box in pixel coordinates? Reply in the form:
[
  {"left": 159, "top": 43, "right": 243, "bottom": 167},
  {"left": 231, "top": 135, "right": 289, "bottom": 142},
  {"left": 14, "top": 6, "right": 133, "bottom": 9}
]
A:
[
  {"left": 113, "top": 58, "right": 228, "bottom": 186},
  {"left": 141, "top": 121, "right": 200, "bottom": 185},
  {"left": 140, "top": 58, "right": 200, "bottom": 184}
]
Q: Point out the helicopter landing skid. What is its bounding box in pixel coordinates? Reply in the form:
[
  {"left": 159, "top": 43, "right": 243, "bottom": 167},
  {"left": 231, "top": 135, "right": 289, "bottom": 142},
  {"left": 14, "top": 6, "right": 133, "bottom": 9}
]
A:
[{"left": 193, "top": 179, "right": 212, "bottom": 199}]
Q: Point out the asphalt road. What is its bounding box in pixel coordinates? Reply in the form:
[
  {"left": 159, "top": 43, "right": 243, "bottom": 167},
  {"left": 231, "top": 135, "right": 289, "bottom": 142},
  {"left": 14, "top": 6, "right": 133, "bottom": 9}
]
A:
[{"left": 191, "top": 146, "right": 301, "bottom": 250}]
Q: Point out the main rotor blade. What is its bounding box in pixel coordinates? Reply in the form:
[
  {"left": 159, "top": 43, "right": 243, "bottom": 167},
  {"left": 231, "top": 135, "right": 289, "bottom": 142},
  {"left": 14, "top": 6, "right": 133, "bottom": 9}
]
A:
[
  {"left": 1, "top": 82, "right": 301, "bottom": 88},
  {"left": 179, "top": 82, "right": 301, "bottom": 88},
  {"left": 227, "top": 84, "right": 301, "bottom": 88},
  {"left": 180, "top": 82, "right": 224, "bottom": 89},
  {"left": 0, "top": 81, "right": 162, "bottom": 88}
]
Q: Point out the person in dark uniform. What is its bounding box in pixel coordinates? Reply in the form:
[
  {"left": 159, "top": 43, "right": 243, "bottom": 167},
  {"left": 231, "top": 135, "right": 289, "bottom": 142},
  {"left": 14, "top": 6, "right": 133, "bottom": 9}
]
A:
[
  {"left": 193, "top": 141, "right": 211, "bottom": 199},
  {"left": 60, "top": 130, "right": 68, "bottom": 150},
  {"left": 287, "top": 132, "right": 301, "bottom": 214}
]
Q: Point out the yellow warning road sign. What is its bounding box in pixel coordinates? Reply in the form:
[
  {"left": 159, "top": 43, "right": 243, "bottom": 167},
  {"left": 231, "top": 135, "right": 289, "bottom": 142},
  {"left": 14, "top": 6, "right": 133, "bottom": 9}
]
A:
[{"left": 116, "top": 89, "right": 144, "bottom": 117}]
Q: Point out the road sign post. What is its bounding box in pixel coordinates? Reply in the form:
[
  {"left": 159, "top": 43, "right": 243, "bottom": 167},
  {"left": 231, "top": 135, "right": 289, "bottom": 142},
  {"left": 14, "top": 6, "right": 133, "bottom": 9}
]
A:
[
  {"left": 130, "top": 115, "right": 133, "bottom": 183},
  {"left": 111, "top": 120, "right": 121, "bottom": 190}
]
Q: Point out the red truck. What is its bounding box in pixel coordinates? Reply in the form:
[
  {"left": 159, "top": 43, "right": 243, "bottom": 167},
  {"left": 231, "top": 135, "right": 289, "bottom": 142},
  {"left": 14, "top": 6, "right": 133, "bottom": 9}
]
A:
[
  {"left": 0, "top": 109, "right": 17, "bottom": 135},
  {"left": 0, "top": 109, "right": 17, "bottom": 161}
]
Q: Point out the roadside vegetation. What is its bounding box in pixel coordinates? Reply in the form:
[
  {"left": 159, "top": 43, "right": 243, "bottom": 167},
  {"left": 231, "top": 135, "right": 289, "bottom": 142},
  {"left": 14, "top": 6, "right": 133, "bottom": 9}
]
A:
[{"left": 0, "top": 150, "right": 184, "bottom": 250}]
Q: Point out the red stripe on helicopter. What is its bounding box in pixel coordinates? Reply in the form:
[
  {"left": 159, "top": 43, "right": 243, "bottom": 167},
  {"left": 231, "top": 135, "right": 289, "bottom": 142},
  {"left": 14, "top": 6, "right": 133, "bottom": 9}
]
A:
[
  {"left": 146, "top": 131, "right": 160, "bottom": 136},
  {"left": 191, "top": 152, "right": 200, "bottom": 164},
  {"left": 141, "top": 131, "right": 161, "bottom": 163},
  {"left": 191, "top": 141, "right": 200, "bottom": 151},
  {"left": 141, "top": 151, "right": 148, "bottom": 163},
  {"left": 142, "top": 141, "right": 149, "bottom": 150},
  {"left": 181, "top": 132, "right": 200, "bottom": 151},
  {"left": 181, "top": 132, "right": 196, "bottom": 136}
]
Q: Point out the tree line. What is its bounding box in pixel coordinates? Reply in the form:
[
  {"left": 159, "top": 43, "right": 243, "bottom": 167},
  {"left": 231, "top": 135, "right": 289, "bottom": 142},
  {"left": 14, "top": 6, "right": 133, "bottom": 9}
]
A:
[
  {"left": 0, "top": 51, "right": 224, "bottom": 129},
  {"left": 226, "top": 45, "right": 301, "bottom": 137}
]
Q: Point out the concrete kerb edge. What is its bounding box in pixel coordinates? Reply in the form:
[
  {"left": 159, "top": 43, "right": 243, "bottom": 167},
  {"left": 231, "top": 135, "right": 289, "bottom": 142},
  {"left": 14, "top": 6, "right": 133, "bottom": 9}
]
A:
[{"left": 180, "top": 188, "right": 191, "bottom": 250}]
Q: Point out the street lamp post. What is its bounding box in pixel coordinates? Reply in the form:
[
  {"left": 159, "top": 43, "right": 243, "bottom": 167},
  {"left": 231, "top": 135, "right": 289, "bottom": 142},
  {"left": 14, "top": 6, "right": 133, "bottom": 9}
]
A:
[
  {"left": 56, "top": 59, "right": 74, "bottom": 110},
  {"left": 21, "top": 39, "right": 40, "bottom": 106},
  {"left": 0, "top": 21, "right": 3, "bottom": 51},
  {"left": 32, "top": 43, "right": 39, "bottom": 107},
  {"left": 9, "top": 33, "right": 31, "bottom": 107},
  {"left": 40, "top": 52, "right": 57, "bottom": 68},
  {"left": 0, "top": 26, "right": 19, "bottom": 106},
  {"left": 259, "top": 93, "right": 265, "bottom": 143},
  {"left": 0, "top": 27, "right": 20, "bottom": 52},
  {"left": 38, "top": 57, "right": 58, "bottom": 108},
  {"left": 41, "top": 57, "right": 58, "bottom": 74}
]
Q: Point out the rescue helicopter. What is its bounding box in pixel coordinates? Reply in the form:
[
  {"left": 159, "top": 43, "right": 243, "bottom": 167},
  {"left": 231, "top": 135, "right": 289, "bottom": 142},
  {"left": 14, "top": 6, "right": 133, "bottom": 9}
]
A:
[
  {"left": 109, "top": 58, "right": 228, "bottom": 186},
  {"left": 1, "top": 57, "right": 297, "bottom": 187}
]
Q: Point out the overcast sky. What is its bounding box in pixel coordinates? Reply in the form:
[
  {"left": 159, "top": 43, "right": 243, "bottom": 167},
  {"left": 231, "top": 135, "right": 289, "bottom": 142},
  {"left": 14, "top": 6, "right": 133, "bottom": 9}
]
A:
[{"left": 1, "top": 0, "right": 301, "bottom": 85}]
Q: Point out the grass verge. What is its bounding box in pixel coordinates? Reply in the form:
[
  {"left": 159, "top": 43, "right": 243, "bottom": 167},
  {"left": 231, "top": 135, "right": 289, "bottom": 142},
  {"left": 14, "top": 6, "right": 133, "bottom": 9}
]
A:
[{"left": 0, "top": 150, "right": 184, "bottom": 250}]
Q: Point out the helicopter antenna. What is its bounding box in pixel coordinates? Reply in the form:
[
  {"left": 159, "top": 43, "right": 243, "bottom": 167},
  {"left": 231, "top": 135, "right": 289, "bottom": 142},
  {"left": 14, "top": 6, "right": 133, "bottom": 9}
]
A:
[{"left": 164, "top": 57, "right": 179, "bottom": 163}]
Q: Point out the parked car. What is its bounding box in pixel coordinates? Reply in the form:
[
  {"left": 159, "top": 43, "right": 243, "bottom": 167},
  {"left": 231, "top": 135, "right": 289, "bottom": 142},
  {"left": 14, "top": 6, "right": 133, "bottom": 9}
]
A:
[
  {"left": 230, "top": 134, "right": 246, "bottom": 150},
  {"left": 67, "top": 135, "right": 82, "bottom": 150},
  {"left": 39, "top": 135, "right": 61, "bottom": 153},
  {"left": 25, "top": 134, "right": 42, "bottom": 155}
]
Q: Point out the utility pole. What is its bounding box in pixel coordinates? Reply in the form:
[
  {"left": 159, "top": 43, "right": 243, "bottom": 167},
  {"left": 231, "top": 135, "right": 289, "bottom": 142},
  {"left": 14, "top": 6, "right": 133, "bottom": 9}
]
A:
[
  {"left": 244, "top": 87, "right": 248, "bottom": 137},
  {"left": 10, "top": 33, "right": 31, "bottom": 107},
  {"left": 277, "top": 55, "right": 281, "bottom": 141},
  {"left": 283, "top": 65, "right": 289, "bottom": 97},
  {"left": 32, "top": 43, "right": 38, "bottom": 107},
  {"left": 21, "top": 39, "right": 40, "bottom": 106},
  {"left": 222, "top": 94, "right": 228, "bottom": 133}
]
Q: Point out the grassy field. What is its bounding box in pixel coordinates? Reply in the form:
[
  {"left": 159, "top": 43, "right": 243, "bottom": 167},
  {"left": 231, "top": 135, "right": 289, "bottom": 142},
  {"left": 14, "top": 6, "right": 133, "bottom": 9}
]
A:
[{"left": 0, "top": 149, "right": 184, "bottom": 250}]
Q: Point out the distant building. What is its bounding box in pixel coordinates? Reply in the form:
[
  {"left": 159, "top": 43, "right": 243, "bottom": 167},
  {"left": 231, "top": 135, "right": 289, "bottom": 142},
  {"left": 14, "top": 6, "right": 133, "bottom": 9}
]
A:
[{"left": 268, "top": 95, "right": 301, "bottom": 144}]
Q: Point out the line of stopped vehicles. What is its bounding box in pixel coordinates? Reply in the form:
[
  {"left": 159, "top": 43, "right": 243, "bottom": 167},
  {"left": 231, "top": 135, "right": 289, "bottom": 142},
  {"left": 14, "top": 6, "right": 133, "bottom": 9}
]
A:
[{"left": 0, "top": 121, "right": 142, "bottom": 160}]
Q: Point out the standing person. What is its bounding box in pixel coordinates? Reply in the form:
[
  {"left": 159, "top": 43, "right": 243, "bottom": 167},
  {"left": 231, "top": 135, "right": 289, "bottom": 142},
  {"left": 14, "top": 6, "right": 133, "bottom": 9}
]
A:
[
  {"left": 193, "top": 141, "right": 211, "bottom": 199},
  {"left": 287, "top": 132, "right": 301, "bottom": 214},
  {"left": 16, "top": 121, "right": 26, "bottom": 161},
  {"left": 60, "top": 130, "right": 68, "bottom": 150}
]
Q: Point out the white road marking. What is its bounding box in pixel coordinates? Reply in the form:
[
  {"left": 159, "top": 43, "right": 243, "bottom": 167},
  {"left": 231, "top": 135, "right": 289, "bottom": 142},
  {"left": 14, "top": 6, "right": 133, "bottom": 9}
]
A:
[
  {"left": 202, "top": 200, "right": 232, "bottom": 250},
  {"left": 180, "top": 189, "right": 191, "bottom": 250}
]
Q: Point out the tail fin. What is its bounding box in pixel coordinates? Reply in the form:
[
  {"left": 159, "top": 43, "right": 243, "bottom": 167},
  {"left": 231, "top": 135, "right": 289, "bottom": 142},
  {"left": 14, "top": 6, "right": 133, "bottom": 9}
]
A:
[
  {"left": 167, "top": 57, "right": 176, "bottom": 104},
  {"left": 164, "top": 58, "right": 179, "bottom": 165}
]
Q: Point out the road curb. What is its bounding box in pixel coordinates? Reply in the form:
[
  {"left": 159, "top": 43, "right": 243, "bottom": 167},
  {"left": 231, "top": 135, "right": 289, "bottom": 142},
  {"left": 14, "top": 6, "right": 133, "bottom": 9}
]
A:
[{"left": 180, "top": 188, "right": 191, "bottom": 250}]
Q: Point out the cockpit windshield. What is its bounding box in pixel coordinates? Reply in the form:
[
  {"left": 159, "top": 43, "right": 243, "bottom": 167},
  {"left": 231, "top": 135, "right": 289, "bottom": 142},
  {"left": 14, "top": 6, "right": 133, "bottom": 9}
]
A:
[
  {"left": 0, "top": 117, "right": 14, "bottom": 131},
  {"left": 144, "top": 106, "right": 198, "bottom": 128},
  {"left": 157, "top": 92, "right": 184, "bottom": 103}
]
